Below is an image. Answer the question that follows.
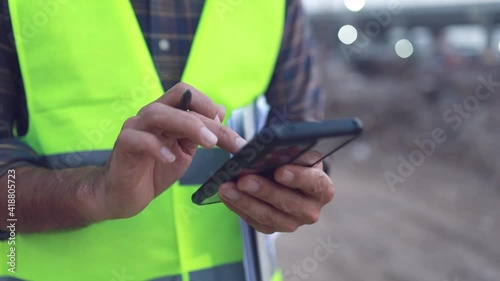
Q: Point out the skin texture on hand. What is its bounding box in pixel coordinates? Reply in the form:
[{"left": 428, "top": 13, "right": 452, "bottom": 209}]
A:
[
  {"left": 219, "top": 161, "right": 334, "bottom": 234},
  {"left": 94, "top": 83, "right": 246, "bottom": 221}
]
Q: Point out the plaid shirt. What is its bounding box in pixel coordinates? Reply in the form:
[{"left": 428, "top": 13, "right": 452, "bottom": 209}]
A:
[{"left": 0, "top": 0, "right": 323, "bottom": 167}]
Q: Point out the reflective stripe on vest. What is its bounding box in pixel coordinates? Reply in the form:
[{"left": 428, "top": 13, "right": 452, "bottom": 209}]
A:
[
  {"left": 0, "top": 262, "right": 244, "bottom": 281},
  {"left": 1, "top": 1, "right": 284, "bottom": 281},
  {"left": 39, "top": 148, "right": 229, "bottom": 185}
]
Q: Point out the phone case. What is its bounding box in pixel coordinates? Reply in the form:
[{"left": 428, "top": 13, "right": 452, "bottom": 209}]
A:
[{"left": 192, "top": 118, "right": 363, "bottom": 205}]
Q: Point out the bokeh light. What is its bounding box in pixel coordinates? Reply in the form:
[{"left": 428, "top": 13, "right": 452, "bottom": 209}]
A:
[
  {"left": 338, "top": 25, "right": 358, "bottom": 45},
  {"left": 344, "top": 0, "right": 366, "bottom": 12},
  {"left": 395, "top": 39, "right": 415, "bottom": 58}
]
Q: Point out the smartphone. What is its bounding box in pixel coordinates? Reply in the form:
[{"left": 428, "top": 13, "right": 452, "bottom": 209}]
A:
[{"left": 191, "top": 118, "right": 363, "bottom": 205}]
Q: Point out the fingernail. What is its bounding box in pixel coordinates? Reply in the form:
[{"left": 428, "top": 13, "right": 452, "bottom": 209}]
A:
[
  {"left": 243, "top": 179, "right": 260, "bottom": 193},
  {"left": 281, "top": 169, "right": 294, "bottom": 183},
  {"left": 201, "top": 127, "right": 218, "bottom": 146},
  {"left": 214, "top": 114, "right": 221, "bottom": 123},
  {"left": 222, "top": 186, "right": 240, "bottom": 200},
  {"left": 235, "top": 137, "right": 247, "bottom": 150},
  {"left": 160, "top": 147, "right": 176, "bottom": 162}
]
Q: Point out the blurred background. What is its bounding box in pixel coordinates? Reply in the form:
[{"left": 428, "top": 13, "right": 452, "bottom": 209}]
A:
[{"left": 276, "top": 1, "right": 500, "bottom": 280}]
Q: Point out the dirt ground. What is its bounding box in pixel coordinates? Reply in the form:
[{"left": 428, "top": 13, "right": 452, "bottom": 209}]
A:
[
  {"left": 276, "top": 147, "right": 500, "bottom": 281},
  {"left": 274, "top": 26, "right": 500, "bottom": 280}
]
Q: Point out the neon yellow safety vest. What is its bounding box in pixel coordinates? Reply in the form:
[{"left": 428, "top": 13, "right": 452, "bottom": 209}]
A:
[{"left": 0, "top": 1, "right": 284, "bottom": 280}]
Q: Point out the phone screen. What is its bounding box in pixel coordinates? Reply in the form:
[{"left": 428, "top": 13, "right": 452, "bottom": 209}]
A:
[{"left": 267, "top": 134, "right": 353, "bottom": 167}]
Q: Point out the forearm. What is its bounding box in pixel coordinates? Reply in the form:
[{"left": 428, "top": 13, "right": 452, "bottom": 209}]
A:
[{"left": 0, "top": 165, "right": 107, "bottom": 233}]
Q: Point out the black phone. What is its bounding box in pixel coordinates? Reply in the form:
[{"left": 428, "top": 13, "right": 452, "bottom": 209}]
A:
[{"left": 191, "top": 118, "right": 363, "bottom": 205}]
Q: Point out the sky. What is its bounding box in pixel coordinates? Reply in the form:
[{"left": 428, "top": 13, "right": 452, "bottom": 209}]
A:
[{"left": 303, "top": 0, "right": 500, "bottom": 12}]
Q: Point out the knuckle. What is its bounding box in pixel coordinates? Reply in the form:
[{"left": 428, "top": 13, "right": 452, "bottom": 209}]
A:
[
  {"left": 258, "top": 183, "right": 274, "bottom": 201},
  {"left": 143, "top": 134, "right": 157, "bottom": 147},
  {"left": 256, "top": 213, "right": 276, "bottom": 227},
  {"left": 303, "top": 209, "right": 320, "bottom": 224},
  {"left": 148, "top": 102, "right": 167, "bottom": 112},
  {"left": 146, "top": 113, "right": 164, "bottom": 126},
  {"left": 183, "top": 112, "right": 204, "bottom": 127},
  {"left": 122, "top": 117, "right": 138, "bottom": 129},
  {"left": 324, "top": 185, "right": 335, "bottom": 203},
  {"left": 193, "top": 116, "right": 207, "bottom": 129},
  {"left": 217, "top": 125, "right": 231, "bottom": 140},
  {"left": 313, "top": 174, "right": 330, "bottom": 195},
  {"left": 238, "top": 197, "right": 252, "bottom": 210},
  {"left": 277, "top": 199, "right": 296, "bottom": 214},
  {"left": 173, "top": 81, "right": 188, "bottom": 89},
  {"left": 116, "top": 129, "right": 131, "bottom": 144},
  {"left": 281, "top": 222, "right": 299, "bottom": 233},
  {"left": 138, "top": 102, "right": 161, "bottom": 116},
  {"left": 293, "top": 167, "right": 306, "bottom": 180}
]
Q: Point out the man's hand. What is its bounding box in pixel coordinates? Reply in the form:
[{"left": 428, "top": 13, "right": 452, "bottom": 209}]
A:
[
  {"left": 0, "top": 82, "right": 246, "bottom": 233},
  {"left": 219, "top": 161, "right": 334, "bottom": 233},
  {"left": 93, "top": 83, "right": 246, "bottom": 220}
]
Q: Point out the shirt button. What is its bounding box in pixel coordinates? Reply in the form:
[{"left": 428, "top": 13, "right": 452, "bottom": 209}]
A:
[{"left": 159, "top": 39, "right": 170, "bottom": 52}]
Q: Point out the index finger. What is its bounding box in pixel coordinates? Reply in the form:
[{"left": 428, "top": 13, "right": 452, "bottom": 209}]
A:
[
  {"left": 190, "top": 111, "right": 247, "bottom": 154},
  {"left": 155, "top": 82, "right": 226, "bottom": 121}
]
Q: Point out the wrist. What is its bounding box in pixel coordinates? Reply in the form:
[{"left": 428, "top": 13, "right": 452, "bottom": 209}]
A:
[{"left": 77, "top": 166, "right": 112, "bottom": 223}]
